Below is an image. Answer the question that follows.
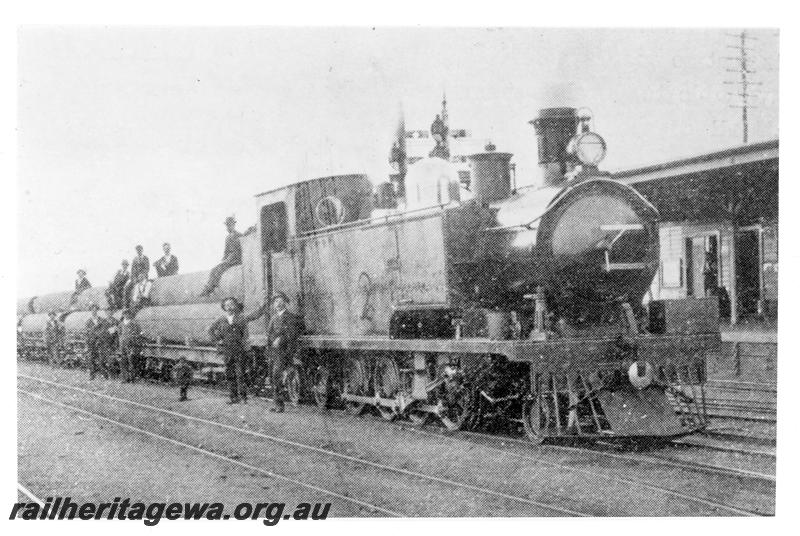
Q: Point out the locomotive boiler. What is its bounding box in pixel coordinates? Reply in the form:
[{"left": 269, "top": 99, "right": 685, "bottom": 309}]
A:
[{"left": 17, "top": 106, "right": 720, "bottom": 442}]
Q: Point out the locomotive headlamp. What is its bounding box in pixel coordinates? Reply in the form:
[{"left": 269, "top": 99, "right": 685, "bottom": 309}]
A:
[
  {"left": 570, "top": 132, "right": 607, "bottom": 166},
  {"left": 628, "top": 360, "right": 654, "bottom": 390}
]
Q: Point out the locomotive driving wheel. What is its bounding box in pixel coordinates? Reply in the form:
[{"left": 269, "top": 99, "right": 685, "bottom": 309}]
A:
[
  {"left": 374, "top": 355, "right": 401, "bottom": 421},
  {"left": 342, "top": 356, "right": 367, "bottom": 415}
]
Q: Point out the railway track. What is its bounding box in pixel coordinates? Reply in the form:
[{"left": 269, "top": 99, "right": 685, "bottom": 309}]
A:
[
  {"left": 18, "top": 388, "right": 404, "bottom": 517},
  {"left": 19, "top": 370, "right": 772, "bottom": 516},
  {"left": 18, "top": 375, "right": 591, "bottom": 517},
  {"left": 412, "top": 428, "right": 775, "bottom": 485},
  {"left": 702, "top": 379, "right": 777, "bottom": 423},
  {"left": 672, "top": 436, "right": 776, "bottom": 459}
]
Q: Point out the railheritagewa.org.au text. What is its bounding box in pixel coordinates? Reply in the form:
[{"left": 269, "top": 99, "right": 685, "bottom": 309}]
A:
[{"left": 10, "top": 497, "right": 331, "bottom": 525}]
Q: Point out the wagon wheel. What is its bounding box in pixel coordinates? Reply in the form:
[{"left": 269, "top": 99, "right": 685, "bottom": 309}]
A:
[
  {"left": 311, "top": 366, "right": 330, "bottom": 409},
  {"left": 285, "top": 366, "right": 302, "bottom": 407},
  {"left": 374, "top": 356, "right": 401, "bottom": 421},
  {"left": 439, "top": 385, "right": 473, "bottom": 432},
  {"left": 342, "top": 356, "right": 367, "bottom": 415},
  {"left": 522, "top": 394, "right": 545, "bottom": 445}
]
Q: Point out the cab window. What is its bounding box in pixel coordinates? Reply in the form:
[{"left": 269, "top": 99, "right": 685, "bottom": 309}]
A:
[{"left": 261, "top": 202, "right": 287, "bottom": 253}]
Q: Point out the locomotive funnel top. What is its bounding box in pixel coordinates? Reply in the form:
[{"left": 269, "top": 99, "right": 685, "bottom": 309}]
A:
[{"left": 530, "top": 107, "right": 579, "bottom": 187}]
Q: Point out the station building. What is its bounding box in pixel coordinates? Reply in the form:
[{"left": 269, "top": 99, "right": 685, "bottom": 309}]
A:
[{"left": 613, "top": 139, "right": 779, "bottom": 327}]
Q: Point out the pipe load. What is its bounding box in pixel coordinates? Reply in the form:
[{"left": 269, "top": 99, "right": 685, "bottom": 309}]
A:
[
  {"left": 19, "top": 314, "right": 49, "bottom": 337},
  {"left": 135, "top": 303, "right": 226, "bottom": 345},
  {"left": 17, "top": 297, "right": 35, "bottom": 316},
  {"left": 150, "top": 266, "right": 244, "bottom": 307},
  {"left": 72, "top": 287, "right": 110, "bottom": 311},
  {"left": 32, "top": 292, "right": 73, "bottom": 314},
  {"left": 62, "top": 311, "right": 112, "bottom": 339}
]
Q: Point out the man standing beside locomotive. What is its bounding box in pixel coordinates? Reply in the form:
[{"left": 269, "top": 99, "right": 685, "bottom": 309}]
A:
[
  {"left": 154, "top": 242, "right": 179, "bottom": 277},
  {"left": 200, "top": 216, "right": 242, "bottom": 296},
  {"left": 208, "top": 297, "right": 268, "bottom": 404},
  {"left": 266, "top": 292, "right": 303, "bottom": 413}
]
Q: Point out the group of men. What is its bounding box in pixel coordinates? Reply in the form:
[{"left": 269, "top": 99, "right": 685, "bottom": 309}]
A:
[
  {"left": 83, "top": 304, "right": 146, "bottom": 382},
  {"left": 56, "top": 290, "right": 303, "bottom": 410},
  {"left": 73, "top": 215, "right": 244, "bottom": 314},
  {"left": 46, "top": 216, "right": 296, "bottom": 407},
  {"left": 209, "top": 292, "right": 302, "bottom": 411},
  {"left": 105, "top": 242, "right": 180, "bottom": 310}
]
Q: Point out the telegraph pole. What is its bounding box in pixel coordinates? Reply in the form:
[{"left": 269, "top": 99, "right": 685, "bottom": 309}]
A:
[{"left": 725, "top": 30, "right": 760, "bottom": 144}]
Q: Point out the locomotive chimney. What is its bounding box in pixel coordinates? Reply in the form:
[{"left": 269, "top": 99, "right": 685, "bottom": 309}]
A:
[
  {"left": 467, "top": 143, "right": 513, "bottom": 205},
  {"left": 530, "top": 107, "right": 579, "bottom": 187}
]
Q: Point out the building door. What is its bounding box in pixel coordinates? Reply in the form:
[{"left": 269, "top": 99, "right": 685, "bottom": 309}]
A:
[
  {"left": 736, "top": 229, "right": 761, "bottom": 317},
  {"left": 685, "top": 235, "right": 718, "bottom": 298}
]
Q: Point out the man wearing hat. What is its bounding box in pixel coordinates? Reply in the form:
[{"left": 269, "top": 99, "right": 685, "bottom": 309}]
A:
[
  {"left": 85, "top": 304, "right": 113, "bottom": 379},
  {"left": 154, "top": 242, "right": 180, "bottom": 277},
  {"left": 208, "top": 296, "right": 268, "bottom": 404},
  {"left": 106, "top": 259, "right": 130, "bottom": 309},
  {"left": 71, "top": 269, "right": 92, "bottom": 304},
  {"left": 266, "top": 292, "right": 303, "bottom": 412},
  {"left": 201, "top": 216, "right": 242, "bottom": 296}
]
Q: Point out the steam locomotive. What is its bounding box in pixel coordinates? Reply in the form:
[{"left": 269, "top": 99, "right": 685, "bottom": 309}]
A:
[{"left": 17, "top": 107, "right": 720, "bottom": 442}]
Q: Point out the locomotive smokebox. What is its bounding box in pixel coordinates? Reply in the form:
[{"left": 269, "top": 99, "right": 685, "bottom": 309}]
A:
[
  {"left": 530, "top": 107, "right": 579, "bottom": 187},
  {"left": 467, "top": 145, "right": 513, "bottom": 205}
]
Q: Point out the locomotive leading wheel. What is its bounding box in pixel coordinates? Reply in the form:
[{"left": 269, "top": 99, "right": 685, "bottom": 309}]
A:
[
  {"left": 374, "top": 356, "right": 401, "bottom": 421},
  {"left": 342, "top": 356, "right": 367, "bottom": 415},
  {"left": 285, "top": 366, "right": 302, "bottom": 407}
]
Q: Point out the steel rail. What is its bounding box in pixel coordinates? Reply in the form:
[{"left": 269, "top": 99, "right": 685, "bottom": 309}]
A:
[
  {"left": 18, "top": 374, "right": 589, "bottom": 517},
  {"left": 670, "top": 438, "right": 776, "bottom": 459},
  {"left": 397, "top": 428, "right": 770, "bottom": 516},
  {"left": 18, "top": 388, "right": 403, "bottom": 517},
  {"left": 456, "top": 430, "right": 775, "bottom": 484}
]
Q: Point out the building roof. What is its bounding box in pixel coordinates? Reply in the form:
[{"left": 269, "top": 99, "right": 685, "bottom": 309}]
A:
[{"left": 613, "top": 139, "right": 778, "bottom": 184}]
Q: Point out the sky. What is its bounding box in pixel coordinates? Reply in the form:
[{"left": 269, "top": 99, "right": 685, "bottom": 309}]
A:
[{"left": 17, "top": 27, "right": 779, "bottom": 297}]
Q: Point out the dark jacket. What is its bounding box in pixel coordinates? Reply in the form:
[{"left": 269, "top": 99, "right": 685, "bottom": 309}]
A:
[
  {"left": 267, "top": 310, "right": 303, "bottom": 358},
  {"left": 222, "top": 232, "right": 242, "bottom": 264},
  {"left": 173, "top": 361, "right": 193, "bottom": 386},
  {"left": 85, "top": 316, "right": 113, "bottom": 348},
  {"left": 208, "top": 304, "right": 267, "bottom": 358},
  {"left": 130, "top": 255, "right": 150, "bottom": 280},
  {"left": 74, "top": 277, "right": 92, "bottom": 294},
  {"left": 110, "top": 269, "right": 130, "bottom": 291},
  {"left": 154, "top": 255, "right": 179, "bottom": 277}
]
